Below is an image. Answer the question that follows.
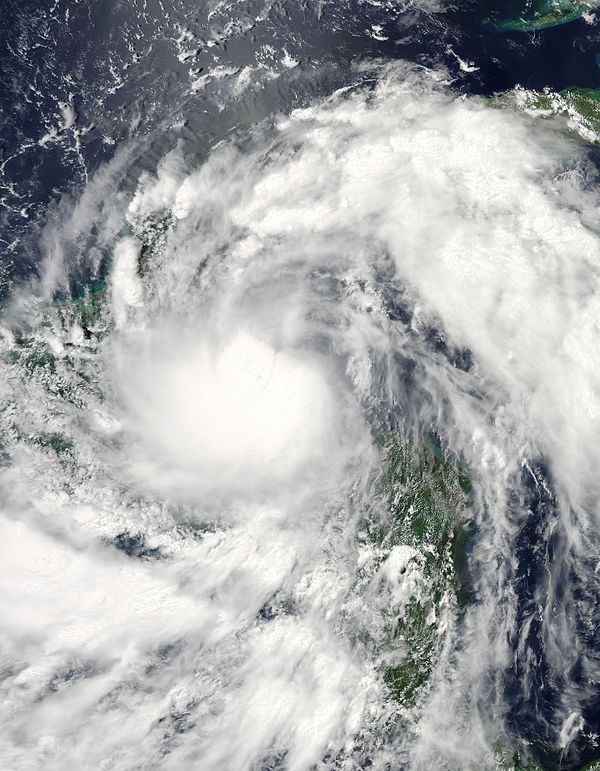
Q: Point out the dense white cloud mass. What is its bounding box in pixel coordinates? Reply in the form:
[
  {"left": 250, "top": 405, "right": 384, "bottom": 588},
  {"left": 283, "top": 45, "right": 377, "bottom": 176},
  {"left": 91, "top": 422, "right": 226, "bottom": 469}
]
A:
[
  {"left": 116, "top": 328, "right": 345, "bottom": 500},
  {"left": 1, "top": 62, "right": 600, "bottom": 769}
]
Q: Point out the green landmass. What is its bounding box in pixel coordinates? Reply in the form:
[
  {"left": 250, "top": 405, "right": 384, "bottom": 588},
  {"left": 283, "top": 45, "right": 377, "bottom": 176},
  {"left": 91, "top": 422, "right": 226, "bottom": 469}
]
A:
[
  {"left": 494, "top": 745, "right": 545, "bottom": 769},
  {"left": 494, "top": 754, "right": 600, "bottom": 770},
  {"left": 362, "top": 436, "right": 472, "bottom": 707},
  {"left": 135, "top": 212, "right": 173, "bottom": 277},
  {"left": 34, "top": 432, "right": 74, "bottom": 454},
  {"left": 54, "top": 283, "right": 108, "bottom": 342},
  {"left": 50, "top": 210, "right": 174, "bottom": 340},
  {"left": 488, "top": 0, "right": 597, "bottom": 31},
  {"left": 494, "top": 86, "right": 600, "bottom": 144}
]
